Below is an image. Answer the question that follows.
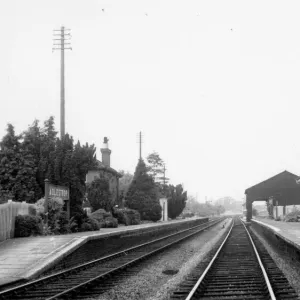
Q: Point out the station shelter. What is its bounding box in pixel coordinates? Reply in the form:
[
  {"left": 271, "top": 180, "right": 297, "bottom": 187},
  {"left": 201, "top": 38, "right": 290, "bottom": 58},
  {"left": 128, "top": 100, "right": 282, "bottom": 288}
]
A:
[{"left": 245, "top": 170, "right": 300, "bottom": 221}]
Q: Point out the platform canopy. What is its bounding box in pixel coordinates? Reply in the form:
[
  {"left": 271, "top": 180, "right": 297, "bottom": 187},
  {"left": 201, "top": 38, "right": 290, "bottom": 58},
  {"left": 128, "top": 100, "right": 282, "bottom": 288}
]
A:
[{"left": 245, "top": 170, "right": 300, "bottom": 206}]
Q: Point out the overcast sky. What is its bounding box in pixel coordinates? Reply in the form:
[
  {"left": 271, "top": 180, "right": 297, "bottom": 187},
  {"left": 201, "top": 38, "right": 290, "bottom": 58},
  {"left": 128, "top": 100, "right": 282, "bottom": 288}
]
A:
[{"left": 1, "top": 0, "right": 300, "bottom": 202}]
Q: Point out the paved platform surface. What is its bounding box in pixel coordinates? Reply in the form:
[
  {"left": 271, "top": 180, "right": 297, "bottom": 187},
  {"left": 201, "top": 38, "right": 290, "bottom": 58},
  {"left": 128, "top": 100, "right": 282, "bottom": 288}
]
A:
[
  {"left": 0, "top": 217, "right": 204, "bottom": 288},
  {"left": 252, "top": 217, "right": 300, "bottom": 247}
]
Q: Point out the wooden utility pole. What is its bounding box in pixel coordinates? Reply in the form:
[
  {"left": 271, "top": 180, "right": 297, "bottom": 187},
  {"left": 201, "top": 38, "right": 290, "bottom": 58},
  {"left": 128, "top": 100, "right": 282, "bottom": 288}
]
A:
[
  {"left": 163, "top": 164, "right": 166, "bottom": 186},
  {"left": 53, "top": 26, "right": 72, "bottom": 139},
  {"left": 137, "top": 131, "right": 143, "bottom": 160}
]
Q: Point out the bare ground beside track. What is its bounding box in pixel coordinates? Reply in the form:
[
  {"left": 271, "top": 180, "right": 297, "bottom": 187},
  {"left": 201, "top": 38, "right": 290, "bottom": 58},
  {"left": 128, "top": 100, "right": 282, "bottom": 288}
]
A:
[
  {"left": 83, "top": 218, "right": 231, "bottom": 300},
  {"left": 250, "top": 226, "right": 300, "bottom": 299}
]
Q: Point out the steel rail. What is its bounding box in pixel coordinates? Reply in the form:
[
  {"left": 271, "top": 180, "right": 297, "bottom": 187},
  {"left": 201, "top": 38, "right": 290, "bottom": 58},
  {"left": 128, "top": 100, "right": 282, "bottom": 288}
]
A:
[
  {"left": 45, "top": 218, "right": 226, "bottom": 300},
  {"left": 242, "top": 219, "right": 276, "bottom": 300},
  {"left": 0, "top": 218, "right": 225, "bottom": 300},
  {"left": 184, "top": 218, "right": 276, "bottom": 300},
  {"left": 184, "top": 218, "right": 234, "bottom": 300}
]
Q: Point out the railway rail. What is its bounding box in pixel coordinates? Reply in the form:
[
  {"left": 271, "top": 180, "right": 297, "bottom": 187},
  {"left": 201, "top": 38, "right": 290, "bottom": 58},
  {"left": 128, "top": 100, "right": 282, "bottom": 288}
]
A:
[
  {"left": 0, "top": 217, "right": 225, "bottom": 300},
  {"left": 171, "top": 217, "right": 298, "bottom": 300}
]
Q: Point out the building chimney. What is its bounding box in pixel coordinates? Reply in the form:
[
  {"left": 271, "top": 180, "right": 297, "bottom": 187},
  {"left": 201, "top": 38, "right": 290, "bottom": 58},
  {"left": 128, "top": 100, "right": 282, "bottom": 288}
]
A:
[{"left": 101, "top": 137, "right": 111, "bottom": 167}]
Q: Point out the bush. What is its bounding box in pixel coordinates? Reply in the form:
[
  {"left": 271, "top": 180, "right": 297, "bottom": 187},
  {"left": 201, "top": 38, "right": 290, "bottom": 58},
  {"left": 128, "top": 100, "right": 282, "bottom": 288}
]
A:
[
  {"left": 56, "top": 211, "right": 71, "bottom": 234},
  {"left": 284, "top": 209, "right": 300, "bottom": 222},
  {"left": 126, "top": 191, "right": 162, "bottom": 222},
  {"left": 28, "top": 205, "right": 37, "bottom": 216},
  {"left": 86, "top": 178, "right": 113, "bottom": 212},
  {"left": 80, "top": 217, "right": 101, "bottom": 232},
  {"left": 102, "top": 216, "right": 118, "bottom": 228},
  {"left": 113, "top": 208, "right": 141, "bottom": 226},
  {"left": 81, "top": 222, "right": 93, "bottom": 231},
  {"left": 181, "top": 212, "right": 195, "bottom": 219},
  {"left": 126, "top": 209, "right": 141, "bottom": 225},
  {"left": 14, "top": 215, "right": 42, "bottom": 237},
  {"left": 36, "top": 197, "right": 64, "bottom": 215},
  {"left": 86, "top": 217, "right": 101, "bottom": 230},
  {"left": 90, "top": 209, "right": 112, "bottom": 226}
]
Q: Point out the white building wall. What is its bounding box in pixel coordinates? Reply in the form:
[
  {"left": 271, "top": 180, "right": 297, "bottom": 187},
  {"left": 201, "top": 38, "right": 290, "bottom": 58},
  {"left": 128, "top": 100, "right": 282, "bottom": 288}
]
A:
[
  {"left": 159, "top": 198, "right": 168, "bottom": 221},
  {"left": 273, "top": 205, "right": 300, "bottom": 218}
]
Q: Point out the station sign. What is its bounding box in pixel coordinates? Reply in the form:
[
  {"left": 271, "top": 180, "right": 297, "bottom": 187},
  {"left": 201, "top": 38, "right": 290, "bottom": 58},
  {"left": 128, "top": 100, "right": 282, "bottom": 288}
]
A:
[{"left": 49, "top": 184, "right": 70, "bottom": 200}]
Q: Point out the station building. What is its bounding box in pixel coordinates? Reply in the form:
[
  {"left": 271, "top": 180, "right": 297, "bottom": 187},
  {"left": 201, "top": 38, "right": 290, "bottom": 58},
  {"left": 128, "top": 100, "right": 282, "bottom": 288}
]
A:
[
  {"left": 85, "top": 137, "right": 122, "bottom": 206},
  {"left": 245, "top": 170, "right": 300, "bottom": 221}
]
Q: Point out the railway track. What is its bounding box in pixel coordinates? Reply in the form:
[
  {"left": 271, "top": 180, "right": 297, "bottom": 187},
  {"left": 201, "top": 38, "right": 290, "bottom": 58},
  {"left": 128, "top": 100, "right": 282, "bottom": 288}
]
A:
[
  {"left": 171, "top": 217, "right": 298, "bottom": 300},
  {"left": 0, "top": 218, "right": 225, "bottom": 300}
]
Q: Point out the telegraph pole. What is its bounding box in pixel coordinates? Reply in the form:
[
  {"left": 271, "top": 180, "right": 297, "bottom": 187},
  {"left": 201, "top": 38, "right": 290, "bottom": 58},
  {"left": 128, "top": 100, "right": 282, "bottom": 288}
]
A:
[
  {"left": 139, "top": 131, "right": 142, "bottom": 160},
  {"left": 53, "top": 26, "right": 72, "bottom": 139},
  {"left": 136, "top": 131, "right": 143, "bottom": 160}
]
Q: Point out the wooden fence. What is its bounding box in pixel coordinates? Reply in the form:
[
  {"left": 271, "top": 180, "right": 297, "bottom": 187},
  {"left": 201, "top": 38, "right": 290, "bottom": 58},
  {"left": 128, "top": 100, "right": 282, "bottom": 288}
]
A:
[{"left": 0, "top": 200, "right": 35, "bottom": 242}]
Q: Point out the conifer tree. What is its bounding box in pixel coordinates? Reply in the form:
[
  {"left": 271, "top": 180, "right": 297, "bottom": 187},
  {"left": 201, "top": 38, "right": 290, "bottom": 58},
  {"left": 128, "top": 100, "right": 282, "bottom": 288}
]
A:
[
  {"left": 166, "top": 184, "right": 187, "bottom": 219},
  {"left": 0, "top": 124, "right": 41, "bottom": 202},
  {"left": 126, "top": 159, "right": 162, "bottom": 221}
]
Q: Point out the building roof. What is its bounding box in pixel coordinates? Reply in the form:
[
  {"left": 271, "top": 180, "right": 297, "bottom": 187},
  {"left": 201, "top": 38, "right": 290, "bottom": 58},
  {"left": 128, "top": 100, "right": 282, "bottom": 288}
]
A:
[
  {"left": 245, "top": 170, "right": 300, "bottom": 205},
  {"left": 89, "top": 160, "right": 122, "bottom": 178}
]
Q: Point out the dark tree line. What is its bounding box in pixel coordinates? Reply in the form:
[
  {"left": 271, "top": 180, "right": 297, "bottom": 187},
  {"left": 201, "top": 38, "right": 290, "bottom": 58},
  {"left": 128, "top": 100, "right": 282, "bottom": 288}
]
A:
[
  {"left": 124, "top": 151, "right": 187, "bottom": 221},
  {"left": 0, "top": 117, "right": 97, "bottom": 215}
]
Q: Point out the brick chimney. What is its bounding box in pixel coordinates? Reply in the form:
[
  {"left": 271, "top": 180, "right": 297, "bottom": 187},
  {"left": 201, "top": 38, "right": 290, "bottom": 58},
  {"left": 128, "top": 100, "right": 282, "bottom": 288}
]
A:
[{"left": 100, "top": 137, "right": 111, "bottom": 167}]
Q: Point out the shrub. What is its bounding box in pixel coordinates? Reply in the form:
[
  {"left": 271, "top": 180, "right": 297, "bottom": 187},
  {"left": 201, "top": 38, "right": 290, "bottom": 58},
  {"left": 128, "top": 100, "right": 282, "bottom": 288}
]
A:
[
  {"left": 90, "top": 209, "right": 112, "bottom": 223},
  {"left": 102, "top": 216, "right": 118, "bottom": 228},
  {"left": 126, "top": 191, "right": 161, "bottom": 222},
  {"left": 28, "top": 205, "right": 37, "bottom": 216},
  {"left": 284, "top": 210, "right": 300, "bottom": 222},
  {"left": 14, "top": 215, "right": 42, "bottom": 237},
  {"left": 181, "top": 212, "right": 195, "bottom": 219},
  {"left": 86, "top": 217, "right": 101, "bottom": 230},
  {"left": 80, "top": 217, "right": 102, "bottom": 231},
  {"left": 66, "top": 216, "right": 79, "bottom": 233},
  {"left": 86, "top": 178, "right": 113, "bottom": 212},
  {"left": 126, "top": 209, "right": 141, "bottom": 225},
  {"left": 57, "top": 211, "right": 71, "bottom": 234},
  {"left": 113, "top": 208, "right": 141, "bottom": 226},
  {"left": 113, "top": 208, "right": 130, "bottom": 225},
  {"left": 81, "top": 222, "right": 93, "bottom": 231}
]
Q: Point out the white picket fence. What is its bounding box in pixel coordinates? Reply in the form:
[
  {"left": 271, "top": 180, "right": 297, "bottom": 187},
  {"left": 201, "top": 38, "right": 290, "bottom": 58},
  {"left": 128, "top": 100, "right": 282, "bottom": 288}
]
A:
[{"left": 0, "top": 200, "right": 35, "bottom": 241}]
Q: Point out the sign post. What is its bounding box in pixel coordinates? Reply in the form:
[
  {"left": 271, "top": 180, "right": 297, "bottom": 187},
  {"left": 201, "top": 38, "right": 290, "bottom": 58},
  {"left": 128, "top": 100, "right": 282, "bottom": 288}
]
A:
[
  {"left": 44, "top": 179, "right": 50, "bottom": 224},
  {"left": 44, "top": 180, "right": 70, "bottom": 220}
]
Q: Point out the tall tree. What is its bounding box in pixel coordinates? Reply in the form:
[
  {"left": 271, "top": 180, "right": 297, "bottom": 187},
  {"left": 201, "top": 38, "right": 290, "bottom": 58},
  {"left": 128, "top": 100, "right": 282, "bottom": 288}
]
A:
[
  {"left": 146, "top": 152, "right": 164, "bottom": 181},
  {"left": 126, "top": 159, "right": 161, "bottom": 221},
  {"left": 47, "top": 134, "right": 97, "bottom": 215},
  {"left": 146, "top": 151, "right": 169, "bottom": 195},
  {"left": 36, "top": 116, "right": 58, "bottom": 191},
  {"left": 0, "top": 124, "right": 41, "bottom": 202},
  {"left": 166, "top": 184, "right": 187, "bottom": 219},
  {"left": 118, "top": 170, "right": 133, "bottom": 205}
]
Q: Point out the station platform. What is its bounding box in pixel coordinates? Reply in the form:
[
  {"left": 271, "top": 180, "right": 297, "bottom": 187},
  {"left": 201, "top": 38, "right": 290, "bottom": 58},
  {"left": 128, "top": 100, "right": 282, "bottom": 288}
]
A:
[
  {"left": 251, "top": 217, "right": 300, "bottom": 250},
  {"left": 0, "top": 217, "right": 208, "bottom": 289}
]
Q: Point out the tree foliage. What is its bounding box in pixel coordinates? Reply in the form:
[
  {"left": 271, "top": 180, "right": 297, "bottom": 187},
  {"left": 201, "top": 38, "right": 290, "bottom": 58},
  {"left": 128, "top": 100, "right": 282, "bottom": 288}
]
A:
[
  {"left": 146, "top": 152, "right": 164, "bottom": 179},
  {"left": 146, "top": 152, "right": 169, "bottom": 186},
  {"left": 86, "top": 178, "right": 113, "bottom": 212},
  {"left": 185, "top": 196, "right": 225, "bottom": 217},
  {"left": 0, "top": 124, "right": 42, "bottom": 202},
  {"left": 126, "top": 159, "right": 161, "bottom": 221},
  {"left": 0, "top": 118, "right": 98, "bottom": 216},
  {"left": 118, "top": 170, "right": 133, "bottom": 204},
  {"left": 166, "top": 184, "right": 187, "bottom": 219}
]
